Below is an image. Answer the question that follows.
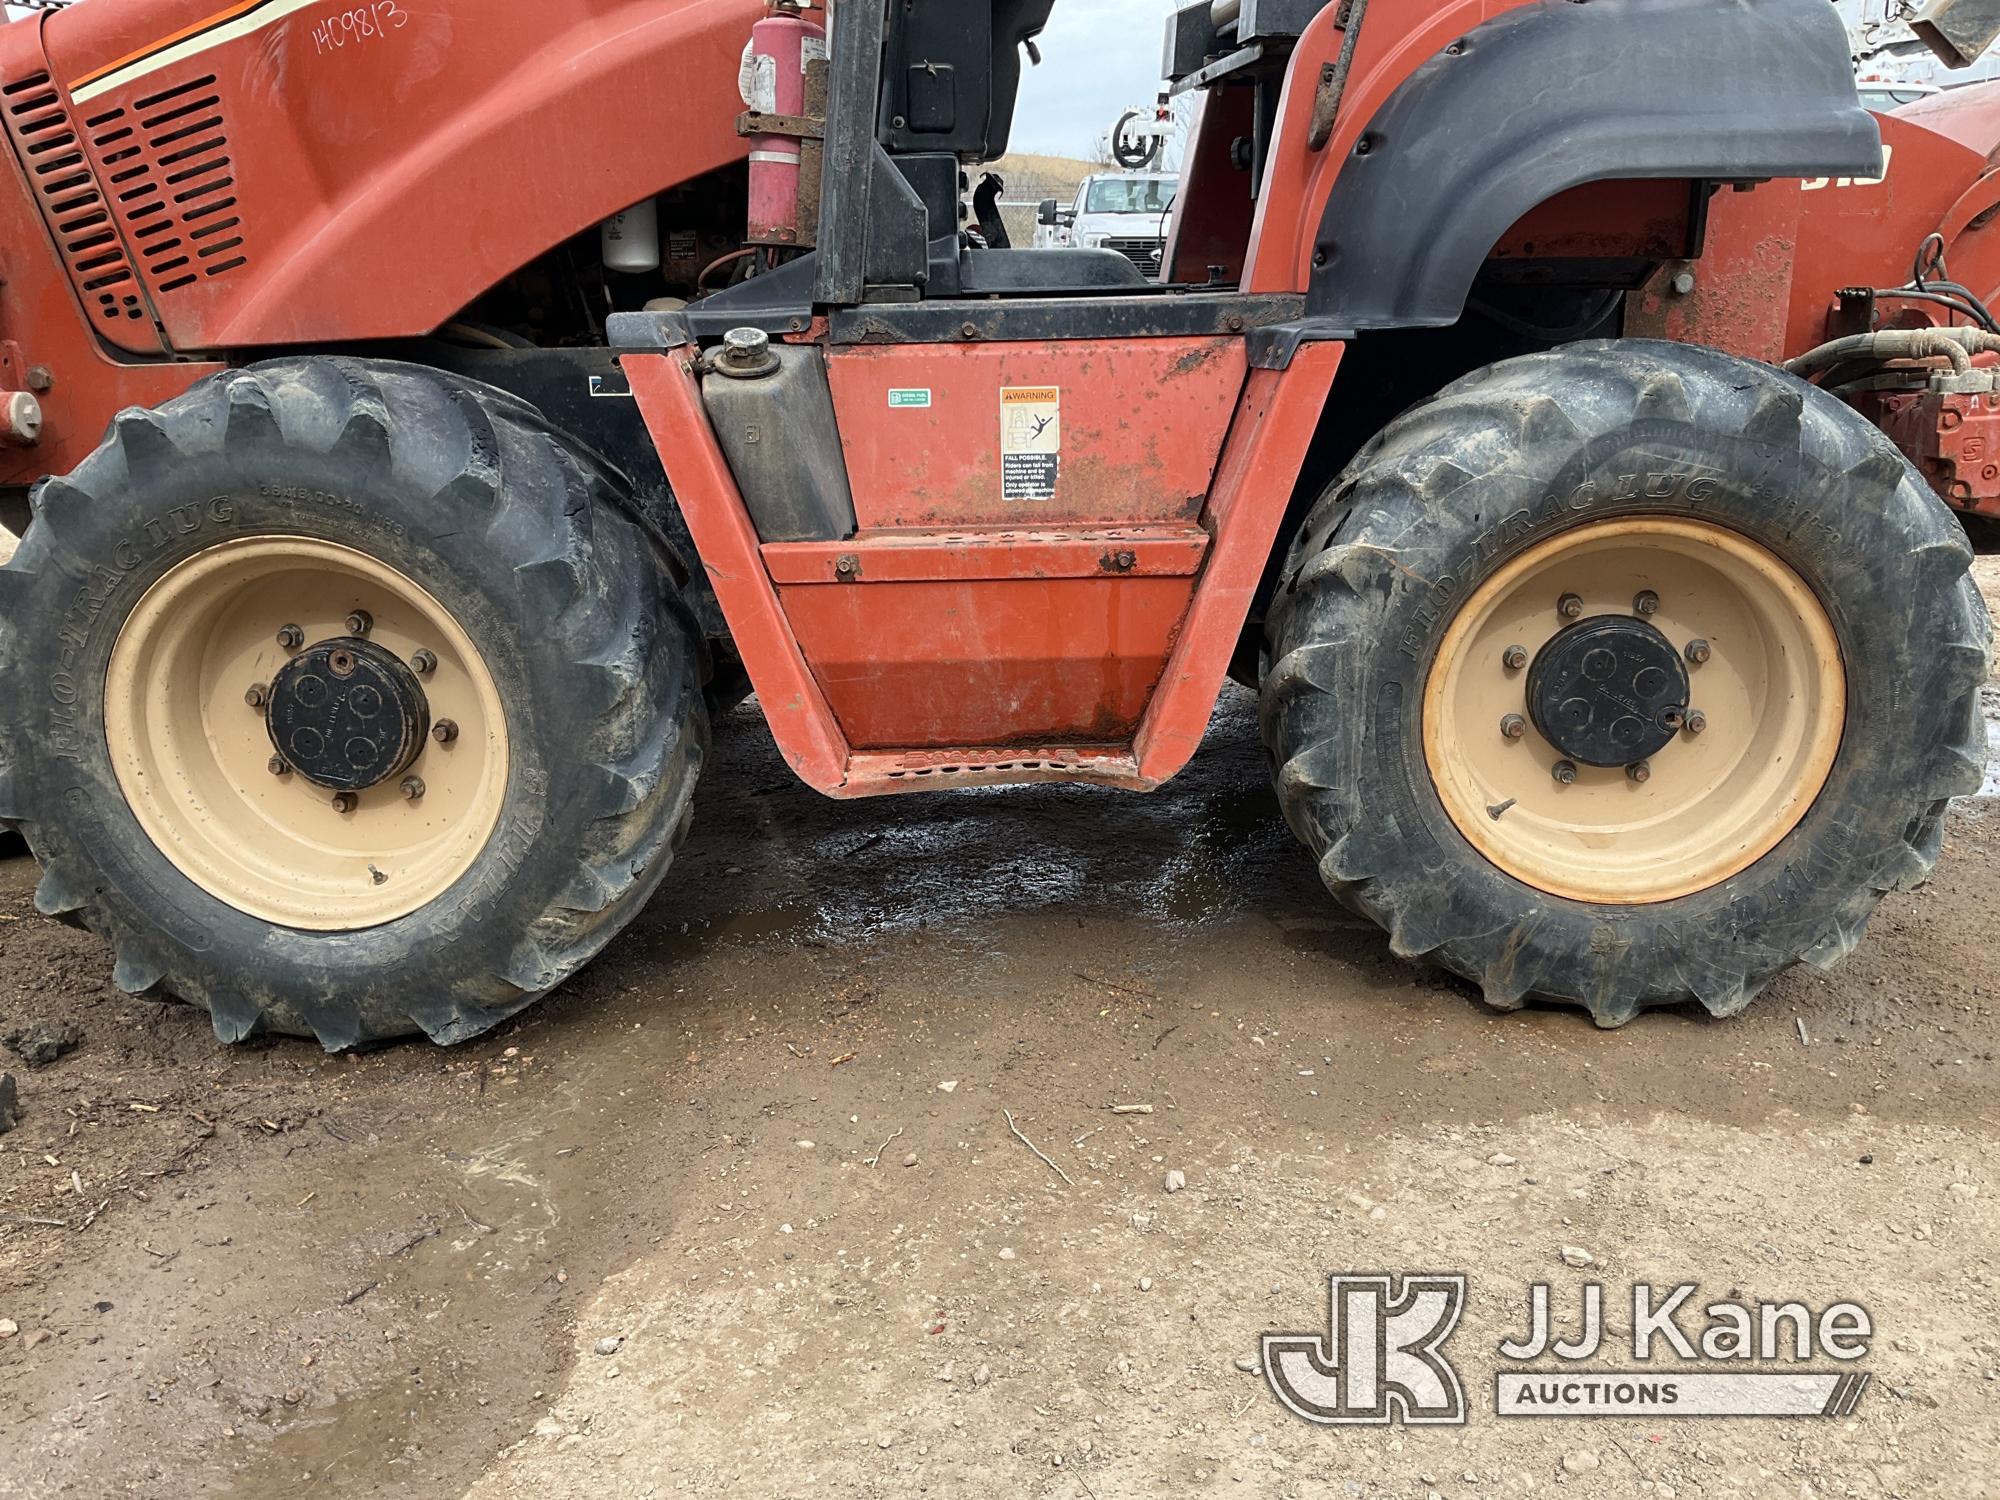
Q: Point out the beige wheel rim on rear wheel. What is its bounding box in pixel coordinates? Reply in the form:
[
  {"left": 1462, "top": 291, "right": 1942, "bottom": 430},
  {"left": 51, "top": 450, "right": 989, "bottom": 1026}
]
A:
[
  {"left": 104, "top": 537, "right": 509, "bottom": 931},
  {"left": 1423, "top": 518, "right": 1846, "bottom": 905}
]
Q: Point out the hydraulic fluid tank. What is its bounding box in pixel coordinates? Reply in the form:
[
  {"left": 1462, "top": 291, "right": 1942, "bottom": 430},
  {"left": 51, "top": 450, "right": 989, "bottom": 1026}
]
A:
[
  {"left": 742, "top": 7, "right": 827, "bottom": 245},
  {"left": 701, "top": 329, "right": 855, "bottom": 544}
]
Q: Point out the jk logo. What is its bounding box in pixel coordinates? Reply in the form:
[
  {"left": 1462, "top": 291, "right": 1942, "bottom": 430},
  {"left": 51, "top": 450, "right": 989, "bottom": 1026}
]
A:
[{"left": 1262, "top": 1273, "right": 1468, "bottom": 1426}]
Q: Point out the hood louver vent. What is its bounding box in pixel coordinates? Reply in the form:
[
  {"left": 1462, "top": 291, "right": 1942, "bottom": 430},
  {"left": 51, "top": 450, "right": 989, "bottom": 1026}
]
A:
[
  {"left": 0, "top": 68, "right": 148, "bottom": 327},
  {"left": 86, "top": 74, "right": 247, "bottom": 296}
]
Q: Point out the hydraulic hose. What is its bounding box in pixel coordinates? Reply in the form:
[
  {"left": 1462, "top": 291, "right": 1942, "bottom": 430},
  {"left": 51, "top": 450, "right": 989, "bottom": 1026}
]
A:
[{"left": 1782, "top": 328, "right": 2000, "bottom": 381}]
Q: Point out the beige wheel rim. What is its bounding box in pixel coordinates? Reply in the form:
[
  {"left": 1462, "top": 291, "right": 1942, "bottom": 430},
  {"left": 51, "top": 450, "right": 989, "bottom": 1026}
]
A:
[
  {"left": 1423, "top": 518, "right": 1846, "bottom": 905},
  {"left": 104, "top": 537, "right": 509, "bottom": 930}
]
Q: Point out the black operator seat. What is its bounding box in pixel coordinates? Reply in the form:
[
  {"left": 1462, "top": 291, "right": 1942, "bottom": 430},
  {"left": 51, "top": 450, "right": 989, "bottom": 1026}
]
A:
[
  {"left": 874, "top": 0, "right": 1157, "bottom": 295},
  {"left": 877, "top": 0, "right": 1058, "bottom": 160}
]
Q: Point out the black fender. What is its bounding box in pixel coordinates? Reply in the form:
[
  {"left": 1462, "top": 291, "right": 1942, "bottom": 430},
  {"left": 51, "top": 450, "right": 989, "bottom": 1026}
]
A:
[{"left": 1307, "top": 0, "right": 1882, "bottom": 329}]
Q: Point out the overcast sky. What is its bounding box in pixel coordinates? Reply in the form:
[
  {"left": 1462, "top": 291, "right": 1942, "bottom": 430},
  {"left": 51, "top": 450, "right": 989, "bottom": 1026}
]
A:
[{"left": 1012, "top": 0, "right": 1184, "bottom": 157}]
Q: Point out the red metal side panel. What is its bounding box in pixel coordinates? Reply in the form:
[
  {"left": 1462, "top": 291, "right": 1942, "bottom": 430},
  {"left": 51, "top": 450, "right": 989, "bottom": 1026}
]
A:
[
  {"left": 1624, "top": 184, "right": 1804, "bottom": 362},
  {"left": 778, "top": 574, "right": 1199, "bottom": 750},
  {"left": 1785, "top": 114, "right": 1995, "bottom": 352},
  {"left": 629, "top": 339, "right": 1343, "bottom": 799},
  {"left": 39, "top": 0, "right": 760, "bottom": 350},
  {"left": 1165, "top": 86, "right": 1257, "bottom": 286},
  {"left": 825, "top": 338, "right": 1247, "bottom": 528},
  {"left": 765, "top": 525, "right": 1213, "bottom": 749},
  {"left": 1136, "top": 342, "right": 1343, "bottom": 783},
  {"left": 1891, "top": 82, "right": 2000, "bottom": 162}
]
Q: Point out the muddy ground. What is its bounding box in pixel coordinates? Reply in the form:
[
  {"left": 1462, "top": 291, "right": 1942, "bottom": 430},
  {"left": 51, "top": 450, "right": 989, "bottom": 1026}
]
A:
[{"left": 0, "top": 561, "right": 1996, "bottom": 1500}]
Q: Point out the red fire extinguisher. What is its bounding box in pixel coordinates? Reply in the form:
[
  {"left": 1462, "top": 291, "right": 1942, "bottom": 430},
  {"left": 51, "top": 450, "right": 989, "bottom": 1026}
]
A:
[{"left": 743, "top": 1, "right": 827, "bottom": 245}]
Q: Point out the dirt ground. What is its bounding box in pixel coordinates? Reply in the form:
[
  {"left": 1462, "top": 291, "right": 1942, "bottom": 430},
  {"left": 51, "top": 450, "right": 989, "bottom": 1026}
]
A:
[{"left": 0, "top": 561, "right": 1996, "bottom": 1500}]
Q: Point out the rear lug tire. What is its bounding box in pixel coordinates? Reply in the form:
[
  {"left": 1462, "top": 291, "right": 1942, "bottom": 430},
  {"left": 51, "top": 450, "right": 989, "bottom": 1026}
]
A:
[{"left": 1262, "top": 339, "right": 1991, "bottom": 1026}]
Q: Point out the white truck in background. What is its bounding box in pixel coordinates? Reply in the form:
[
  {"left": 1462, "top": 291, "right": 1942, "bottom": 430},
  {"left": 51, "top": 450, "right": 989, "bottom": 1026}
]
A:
[{"left": 1033, "top": 172, "right": 1177, "bottom": 280}]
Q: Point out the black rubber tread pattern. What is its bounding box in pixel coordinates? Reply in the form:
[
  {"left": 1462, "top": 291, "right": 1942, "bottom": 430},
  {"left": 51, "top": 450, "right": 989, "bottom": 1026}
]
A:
[
  {"left": 0, "top": 358, "right": 709, "bottom": 1048},
  {"left": 1261, "top": 339, "right": 1992, "bottom": 1026}
]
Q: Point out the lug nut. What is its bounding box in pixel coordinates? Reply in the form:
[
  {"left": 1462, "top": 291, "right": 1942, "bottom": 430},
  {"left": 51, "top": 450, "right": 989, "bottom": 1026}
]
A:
[
  {"left": 331, "top": 793, "right": 357, "bottom": 814},
  {"left": 1627, "top": 761, "right": 1652, "bottom": 784},
  {"left": 1685, "top": 638, "right": 1712, "bottom": 665},
  {"left": 276, "top": 624, "right": 305, "bottom": 651},
  {"left": 1500, "top": 714, "right": 1527, "bottom": 741},
  {"left": 400, "top": 776, "right": 426, "bottom": 801},
  {"left": 345, "top": 609, "right": 373, "bottom": 636},
  {"left": 1552, "top": 760, "right": 1578, "bottom": 785},
  {"left": 268, "top": 756, "right": 290, "bottom": 777},
  {"left": 1557, "top": 593, "right": 1584, "bottom": 620},
  {"left": 1634, "top": 590, "right": 1660, "bottom": 617},
  {"left": 1502, "top": 644, "right": 1528, "bottom": 671},
  {"left": 244, "top": 682, "right": 268, "bottom": 709},
  {"left": 410, "top": 649, "right": 438, "bottom": 675},
  {"left": 1685, "top": 710, "right": 1708, "bottom": 737},
  {"left": 432, "top": 719, "right": 459, "bottom": 746}
]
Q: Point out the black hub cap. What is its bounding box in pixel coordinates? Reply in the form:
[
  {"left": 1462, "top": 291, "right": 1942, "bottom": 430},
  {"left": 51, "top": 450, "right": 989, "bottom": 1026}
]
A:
[
  {"left": 1526, "top": 615, "right": 1690, "bottom": 768},
  {"left": 265, "top": 637, "right": 432, "bottom": 792}
]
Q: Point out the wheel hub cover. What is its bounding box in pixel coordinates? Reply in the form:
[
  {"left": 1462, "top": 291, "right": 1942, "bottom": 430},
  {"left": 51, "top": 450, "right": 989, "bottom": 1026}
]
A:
[
  {"left": 1526, "top": 615, "right": 1690, "bottom": 767},
  {"left": 266, "top": 637, "right": 431, "bottom": 791}
]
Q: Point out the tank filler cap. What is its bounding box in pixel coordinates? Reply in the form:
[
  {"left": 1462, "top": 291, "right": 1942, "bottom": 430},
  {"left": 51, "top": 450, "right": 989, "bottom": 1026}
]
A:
[
  {"left": 0, "top": 390, "right": 43, "bottom": 447},
  {"left": 713, "top": 326, "right": 781, "bottom": 380}
]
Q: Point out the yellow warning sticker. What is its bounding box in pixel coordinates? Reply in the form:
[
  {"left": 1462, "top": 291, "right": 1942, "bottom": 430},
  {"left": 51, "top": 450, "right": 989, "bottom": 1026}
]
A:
[{"left": 1001, "top": 387, "right": 1061, "bottom": 501}]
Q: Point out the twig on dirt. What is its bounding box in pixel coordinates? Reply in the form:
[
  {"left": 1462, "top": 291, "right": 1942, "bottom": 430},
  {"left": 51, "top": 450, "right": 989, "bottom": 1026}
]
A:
[
  {"left": 1232, "top": 1391, "right": 1258, "bottom": 1418},
  {"left": 0, "top": 1211, "right": 67, "bottom": 1228},
  {"left": 79, "top": 1198, "right": 109, "bottom": 1229},
  {"left": 866, "top": 1127, "right": 904, "bottom": 1168},
  {"left": 1107, "top": 1104, "right": 1153, "bottom": 1116},
  {"left": 830, "top": 1052, "right": 857, "bottom": 1068},
  {"left": 384, "top": 1225, "right": 436, "bottom": 1258},
  {"left": 1003, "top": 1109, "right": 1074, "bottom": 1187},
  {"left": 1074, "top": 972, "right": 1155, "bottom": 1000},
  {"left": 1072, "top": 1127, "right": 1101, "bottom": 1148},
  {"left": 1607, "top": 1437, "right": 1647, "bottom": 1475},
  {"left": 1151, "top": 1025, "right": 1180, "bottom": 1051},
  {"left": 341, "top": 1281, "right": 378, "bottom": 1307},
  {"left": 296, "top": 1191, "right": 316, "bottom": 1208},
  {"left": 128, "top": 1102, "right": 160, "bottom": 1113},
  {"left": 458, "top": 1203, "right": 494, "bottom": 1235},
  {"left": 1796, "top": 1018, "right": 1810, "bottom": 1045},
  {"left": 141, "top": 1242, "right": 172, "bottom": 1257}
]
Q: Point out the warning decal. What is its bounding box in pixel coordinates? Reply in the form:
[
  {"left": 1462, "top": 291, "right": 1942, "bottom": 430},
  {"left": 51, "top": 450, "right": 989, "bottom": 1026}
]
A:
[{"left": 1001, "top": 387, "right": 1061, "bottom": 501}]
